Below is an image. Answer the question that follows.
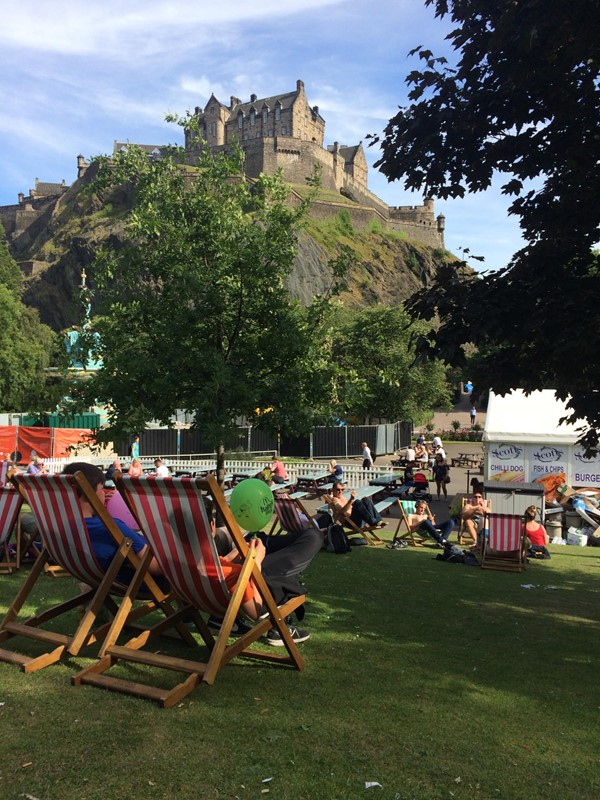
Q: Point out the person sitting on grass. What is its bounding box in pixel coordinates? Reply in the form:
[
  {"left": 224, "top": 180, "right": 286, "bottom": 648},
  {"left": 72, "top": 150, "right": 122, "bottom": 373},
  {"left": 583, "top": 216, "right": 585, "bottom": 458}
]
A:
[
  {"left": 325, "top": 481, "right": 386, "bottom": 530},
  {"left": 524, "top": 505, "right": 551, "bottom": 559},
  {"left": 407, "top": 500, "right": 454, "bottom": 547}
]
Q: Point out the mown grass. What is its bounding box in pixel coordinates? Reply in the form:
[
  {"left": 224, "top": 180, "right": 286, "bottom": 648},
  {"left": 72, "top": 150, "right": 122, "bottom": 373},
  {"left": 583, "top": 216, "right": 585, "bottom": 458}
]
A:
[{"left": 0, "top": 543, "right": 599, "bottom": 800}]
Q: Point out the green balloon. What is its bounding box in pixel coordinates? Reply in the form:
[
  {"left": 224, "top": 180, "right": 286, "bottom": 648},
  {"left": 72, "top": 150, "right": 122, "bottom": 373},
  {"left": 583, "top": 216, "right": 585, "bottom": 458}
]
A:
[{"left": 230, "top": 478, "right": 274, "bottom": 531}]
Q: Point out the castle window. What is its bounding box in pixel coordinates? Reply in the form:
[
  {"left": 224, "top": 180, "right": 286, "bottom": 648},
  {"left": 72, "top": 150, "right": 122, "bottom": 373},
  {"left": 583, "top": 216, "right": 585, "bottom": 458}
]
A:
[
  {"left": 250, "top": 109, "right": 255, "bottom": 126},
  {"left": 268, "top": 130, "right": 273, "bottom": 137},
  {"left": 237, "top": 112, "right": 243, "bottom": 129},
  {"left": 209, "top": 122, "right": 216, "bottom": 136},
  {"left": 275, "top": 104, "right": 281, "bottom": 121},
  {"left": 262, "top": 109, "right": 268, "bottom": 124},
  {"left": 281, "top": 125, "right": 287, "bottom": 135}
]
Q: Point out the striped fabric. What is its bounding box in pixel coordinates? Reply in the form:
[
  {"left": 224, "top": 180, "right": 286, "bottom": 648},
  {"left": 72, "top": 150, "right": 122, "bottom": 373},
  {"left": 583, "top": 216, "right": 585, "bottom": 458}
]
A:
[
  {"left": 119, "top": 476, "right": 231, "bottom": 617},
  {"left": 0, "top": 488, "right": 22, "bottom": 546},
  {"left": 400, "top": 500, "right": 417, "bottom": 514},
  {"left": 13, "top": 474, "right": 105, "bottom": 585},
  {"left": 274, "top": 497, "right": 308, "bottom": 534},
  {"left": 486, "top": 513, "right": 524, "bottom": 551}
]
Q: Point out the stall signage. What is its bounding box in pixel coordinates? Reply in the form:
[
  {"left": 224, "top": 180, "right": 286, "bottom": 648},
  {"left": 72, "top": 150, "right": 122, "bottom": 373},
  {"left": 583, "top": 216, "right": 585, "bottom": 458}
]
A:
[
  {"left": 529, "top": 445, "right": 568, "bottom": 481},
  {"left": 489, "top": 443, "right": 525, "bottom": 482},
  {"left": 572, "top": 448, "right": 600, "bottom": 488}
]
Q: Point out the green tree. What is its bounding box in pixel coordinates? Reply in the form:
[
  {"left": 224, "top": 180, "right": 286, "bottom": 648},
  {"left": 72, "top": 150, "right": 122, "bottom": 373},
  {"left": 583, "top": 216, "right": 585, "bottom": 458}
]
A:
[
  {"left": 0, "top": 226, "right": 60, "bottom": 411},
  {"left": 372, "top": 0, "right": 600, "bottom": 450},
  {"left": 82, "top": 143, "right": 339, "bottom": 475},
  {"left": 326, "top": 305, "right": 451, "bottom": 424}
]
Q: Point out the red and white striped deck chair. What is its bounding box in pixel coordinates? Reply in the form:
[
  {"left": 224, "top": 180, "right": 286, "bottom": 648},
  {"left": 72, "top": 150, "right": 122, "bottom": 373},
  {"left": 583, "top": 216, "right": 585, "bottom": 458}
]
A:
[
  {"left": 481, "top": 512, "right": 527, "bottom": 572},
  {"left": 0, "top": 487, "right": 23, "bottom": 573},
  {"left": 268, "top": 495, "right": 325, "bottom": 537},
  {"left": 74, "top": 475, "right": 306, "bottom": 708},
  {"left": 0, "top": 473, "right": 191, "bottom": 674}
]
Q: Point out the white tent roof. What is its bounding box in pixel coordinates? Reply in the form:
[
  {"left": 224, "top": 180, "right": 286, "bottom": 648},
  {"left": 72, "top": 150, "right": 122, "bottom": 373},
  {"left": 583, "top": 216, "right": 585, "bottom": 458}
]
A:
[{"left": 483, "top": 389, "right": 587, "bottom": 444}]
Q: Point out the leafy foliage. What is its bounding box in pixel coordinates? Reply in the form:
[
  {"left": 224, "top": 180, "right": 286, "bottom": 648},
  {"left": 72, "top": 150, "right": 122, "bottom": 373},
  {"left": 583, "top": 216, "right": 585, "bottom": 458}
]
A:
[
  {"left": 372, "top": 0, "right": 600, "bottom": 450},
  {"left": 80, "top": 143, "right": 347, "bottom": 465},
  {"left": 324, "top": 305, "right": 451, "bottom": 423},
  {"left": 0, "top": 226, "right": 62, "bottom": 412}
]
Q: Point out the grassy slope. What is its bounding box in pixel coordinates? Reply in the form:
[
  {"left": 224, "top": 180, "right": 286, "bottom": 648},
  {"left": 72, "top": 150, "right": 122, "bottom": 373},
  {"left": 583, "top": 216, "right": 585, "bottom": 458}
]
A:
[{"left": 1, "top": 542, "right": 598, "bottom": 800}]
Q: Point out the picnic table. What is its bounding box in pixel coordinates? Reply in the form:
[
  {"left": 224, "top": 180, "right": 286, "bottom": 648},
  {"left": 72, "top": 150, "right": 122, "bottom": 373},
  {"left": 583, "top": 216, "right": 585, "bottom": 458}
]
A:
[
  {"left": 296, "top": 472, "right": 333, "bottom": 495},
  {"left": 369, "top": 474, "right": 405, "bottom": 491},
  {"left": 451, "top": 452, "right": 481, "bottom": 468}
]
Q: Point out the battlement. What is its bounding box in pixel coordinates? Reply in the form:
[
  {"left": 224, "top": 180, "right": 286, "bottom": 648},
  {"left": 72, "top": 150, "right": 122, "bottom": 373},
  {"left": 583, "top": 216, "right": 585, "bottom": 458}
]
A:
[{"left": 0, "top": 81, "right": 446, "bottom": 252}]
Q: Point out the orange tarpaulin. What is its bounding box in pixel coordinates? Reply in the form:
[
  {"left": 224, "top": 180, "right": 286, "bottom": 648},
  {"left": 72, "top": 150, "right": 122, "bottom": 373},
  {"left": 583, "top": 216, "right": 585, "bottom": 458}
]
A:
[
  {"left": 16, "top": 428, "right": 52, "bottom": 463},
  {"left": 52, "top": 428, "right": 96, "bottom": 458},
  {"left": 0, "top": 426, "right": 17, "bottom": 458}
]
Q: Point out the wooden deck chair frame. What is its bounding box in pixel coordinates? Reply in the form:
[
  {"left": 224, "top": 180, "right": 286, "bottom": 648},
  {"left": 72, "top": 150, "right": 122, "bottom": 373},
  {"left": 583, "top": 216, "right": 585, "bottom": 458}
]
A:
[
  {"left": 391, "top": 500, "right": 430, "bottom": 546},
  {"left": 0, "top": 487, "right": 24, "bottom": 573},
  {"left": 458, "top": 497, "right": 492, "bottom": 546},
  {"left": 326, "top": 499, "right": 385, "bottom": 546},
  {"left": 268, "top": 494, "right": 324, "bottom": 537},
  {"left": 0, "top": 473, "right": 193, "bottom": 673},
  {"left": 481, "top": 512, "right": 527, "bottom": 572},
  {"left": 73, "top": 475, "right": 307, "bottom": 708}
]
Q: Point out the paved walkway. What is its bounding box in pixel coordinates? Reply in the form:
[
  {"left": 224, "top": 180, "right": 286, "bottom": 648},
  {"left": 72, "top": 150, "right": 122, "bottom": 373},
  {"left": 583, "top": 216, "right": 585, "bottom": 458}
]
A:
[{"left": 419, "top": 391, "right": 486, "bottom": 435}]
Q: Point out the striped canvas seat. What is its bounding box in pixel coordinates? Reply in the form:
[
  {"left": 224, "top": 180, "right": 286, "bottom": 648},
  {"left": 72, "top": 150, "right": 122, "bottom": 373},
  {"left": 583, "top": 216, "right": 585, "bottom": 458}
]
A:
[
  {"left": 116, "top": 475, "right": 232, "bottom": 617},
  {"left": 269, "top": 495, "right": 322, "bottom": 536},
  {"left": 0, "top": 473, "right": 184, "bottom": 674},
  {"left": 391, "top": 499, "right": 429, "bottom": 546},
  {"left": 481, "top": 513, "right": 526, "bottom": 572},
  {"left": 0, "top": 487, "right": 23, "bottom": 573},
  {"left": 74, "top": 475, "right": 307, "bottom": 708}
]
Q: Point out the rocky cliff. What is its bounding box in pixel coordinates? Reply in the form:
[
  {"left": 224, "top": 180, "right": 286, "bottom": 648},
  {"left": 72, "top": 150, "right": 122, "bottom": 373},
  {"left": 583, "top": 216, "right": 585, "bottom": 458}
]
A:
[{"left": 5, "top": 170, "right": 450, "bottom": 331}]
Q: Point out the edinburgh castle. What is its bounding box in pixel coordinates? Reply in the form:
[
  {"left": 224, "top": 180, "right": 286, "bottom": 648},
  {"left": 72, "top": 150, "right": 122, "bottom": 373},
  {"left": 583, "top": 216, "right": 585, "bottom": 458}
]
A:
[{"left": 0, "top": 80, "right": 446, "bottom": 256}]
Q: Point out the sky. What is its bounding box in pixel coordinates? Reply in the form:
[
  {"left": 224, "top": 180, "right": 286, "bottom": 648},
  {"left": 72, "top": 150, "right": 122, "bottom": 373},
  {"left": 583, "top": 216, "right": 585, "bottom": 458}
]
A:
[{"left": 0, "top": 0, "right": 525, "bottom": 272}]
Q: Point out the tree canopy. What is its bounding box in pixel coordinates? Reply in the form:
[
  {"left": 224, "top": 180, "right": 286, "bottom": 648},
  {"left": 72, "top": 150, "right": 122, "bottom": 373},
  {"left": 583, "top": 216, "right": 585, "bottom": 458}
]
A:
[
  {"left": 326, "top": 305, "right": 450, "bottom": 424},
  {"left": 0, "top": 227, "right": 60, "bottom": 412},
  {"left": 373, "top": 0, "right": 600, "bottom": 449},
  {"left": 81, "top": 143, "right": 345, "bottom": 469}
]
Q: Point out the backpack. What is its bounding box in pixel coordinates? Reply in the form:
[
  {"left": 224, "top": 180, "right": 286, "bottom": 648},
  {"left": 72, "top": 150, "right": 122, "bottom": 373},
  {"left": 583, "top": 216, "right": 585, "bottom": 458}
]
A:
[
  {"left": 527, "top": 545, "right": 551, "bottom": 559},
  {"left": 326, "top": 524, "right": 352, "bottom": 554},
  {"left": 435, "top": 544, "right": 466, "bottom": 564}
]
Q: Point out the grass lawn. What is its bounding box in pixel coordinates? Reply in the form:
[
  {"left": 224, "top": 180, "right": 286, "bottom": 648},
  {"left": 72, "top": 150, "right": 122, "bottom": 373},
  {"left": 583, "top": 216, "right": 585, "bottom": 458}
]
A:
[{"left": 0, "top": 542, "right": 598, "bottom": 800}]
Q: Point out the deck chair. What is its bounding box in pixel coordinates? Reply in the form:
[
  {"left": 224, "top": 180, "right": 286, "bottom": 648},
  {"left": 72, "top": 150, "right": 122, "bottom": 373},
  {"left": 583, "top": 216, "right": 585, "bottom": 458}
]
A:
[
  {"left": 457, "top": 497, "right": 492, "bottom": 545},
  {"left": 391, "top": 500, "right": 429, "bottom": 546},
  {"left": 480, "top": 513, "right": 527, "bottom": 572},
  {"left": 0, "top": 487, "right": 24, "bottom": 573},
  {"left": 268, "top": 494, "right": 327, "bottom": 537},
  {"left": 73, "top": 475, "right": 307, "bottom": 708},
  {"left": 325, "top": 498, "right": 386, "bottom": 546},
  {"left": 0, "top": 473, "right": 192, "bottom": 673}
]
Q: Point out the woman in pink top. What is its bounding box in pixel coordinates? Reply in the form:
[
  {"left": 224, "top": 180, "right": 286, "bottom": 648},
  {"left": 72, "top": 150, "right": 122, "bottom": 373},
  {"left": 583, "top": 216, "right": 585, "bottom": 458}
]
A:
[
  {"left": 128, "top": 458, "right": 143, "bottom": 478},
  {"left": 270, "top": 455, "right": 288, "bottom": 484},
  {"left": 524, "top": 506, "right": 548, "bottom": 546}
]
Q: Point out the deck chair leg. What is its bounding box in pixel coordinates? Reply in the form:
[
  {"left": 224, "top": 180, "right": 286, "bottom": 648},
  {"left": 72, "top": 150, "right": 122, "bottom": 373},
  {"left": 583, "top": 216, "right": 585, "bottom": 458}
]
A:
[{"left": 203, "top": 548, "right": 257, "bottom": 685}]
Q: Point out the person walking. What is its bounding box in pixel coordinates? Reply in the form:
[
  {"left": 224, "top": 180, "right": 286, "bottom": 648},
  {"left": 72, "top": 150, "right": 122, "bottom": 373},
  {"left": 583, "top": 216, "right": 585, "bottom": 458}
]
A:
[
  {"left": 470, "top": 403, "right": 477, "bottom": 427},
  {"left": 361, "top": 442, "right": 374, "bottom": 470}
]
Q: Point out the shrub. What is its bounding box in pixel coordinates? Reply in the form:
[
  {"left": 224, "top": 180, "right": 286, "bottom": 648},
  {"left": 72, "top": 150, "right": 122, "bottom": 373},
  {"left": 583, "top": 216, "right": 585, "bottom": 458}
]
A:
[{"left": 451, "top": 419, "right": 461, "bottom": 431}]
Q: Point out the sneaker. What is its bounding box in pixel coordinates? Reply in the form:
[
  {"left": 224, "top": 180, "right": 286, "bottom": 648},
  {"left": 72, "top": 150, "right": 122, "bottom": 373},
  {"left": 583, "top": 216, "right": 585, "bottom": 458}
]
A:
[
  {"left": 207, "top": 615, "right": 253, "bottom": 637},
  {"left": 265, "top": 625, "right": 310, "bottom": 647}
]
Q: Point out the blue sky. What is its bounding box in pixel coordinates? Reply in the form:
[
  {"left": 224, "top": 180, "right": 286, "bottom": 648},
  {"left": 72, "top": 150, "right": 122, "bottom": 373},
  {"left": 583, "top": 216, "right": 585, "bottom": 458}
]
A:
[{"left": 0, "top": 0, "right": 524, "bottom": 272}]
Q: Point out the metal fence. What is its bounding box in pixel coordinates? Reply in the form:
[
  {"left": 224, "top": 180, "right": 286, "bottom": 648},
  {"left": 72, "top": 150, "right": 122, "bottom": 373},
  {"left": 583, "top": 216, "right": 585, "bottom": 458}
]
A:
[{"left": 115, "top": 421, "right": 412, "bottom": 461}]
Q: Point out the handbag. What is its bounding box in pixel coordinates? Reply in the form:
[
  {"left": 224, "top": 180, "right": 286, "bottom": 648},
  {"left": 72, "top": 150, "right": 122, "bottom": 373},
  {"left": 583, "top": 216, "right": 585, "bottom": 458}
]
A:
[{"left": 443, "top": 474, "right": 451, "bottom": 485}]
